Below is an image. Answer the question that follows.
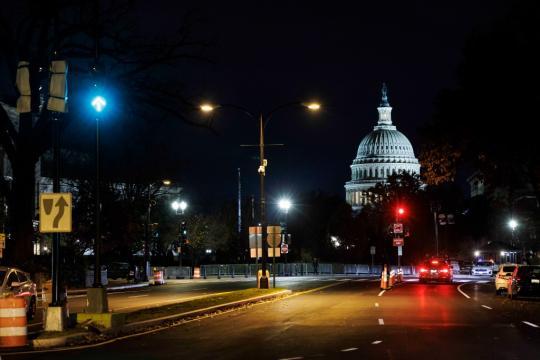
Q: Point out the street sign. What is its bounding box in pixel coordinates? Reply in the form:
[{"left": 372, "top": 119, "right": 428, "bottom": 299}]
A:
[
  {"left": 250, "top": 248, "right": 281, "bottom": 258},
  {"left": 249, "top": 226, "right": 262, "bottom": 248},
  {"left": 398, "top": 246, "right": 403, "bottom": 256},
  {"left": 393, "top": 237, "right": 404, "bottom": 247},
  {"left": 39, "top": 193, "right": 72, "bottom": 233},
  {"left": 281, "top": 243, "right": 289, "bottom": 254},
  {"left": 393, "top": 223, "right": 403, "bottom": 234},
  {"left": 267, "top": 226, "right": 281, "bottom": 247},
  {"left": 370, "top": 246, "right": 376, "bottom": 255}
]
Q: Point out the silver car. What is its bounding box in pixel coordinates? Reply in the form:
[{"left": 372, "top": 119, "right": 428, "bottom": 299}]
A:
[
  {"left": 471, "top": 261, "right": 493, "bottom": 276},
  {"left": 0, "top": 266, "right": 38, "bottom": 320}
]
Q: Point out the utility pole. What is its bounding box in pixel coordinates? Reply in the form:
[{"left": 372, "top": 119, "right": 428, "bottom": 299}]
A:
[{"left": 259, "top": 114, "right": 269, "bottom": 289}]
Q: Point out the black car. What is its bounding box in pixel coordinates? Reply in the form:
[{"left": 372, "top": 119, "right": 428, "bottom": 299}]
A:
[
  {"left": 508, "top": 265, "right": 540, "bottom": 299},
  {"left": 107, "top": 262, "right": 139, "bottom": 282}
]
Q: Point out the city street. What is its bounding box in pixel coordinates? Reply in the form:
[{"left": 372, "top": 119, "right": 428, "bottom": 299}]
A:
[
  {"left": 12, "top": 277, "right": 540, "bottom": 359},
  {"left": 28, "top": 276, "right": 366, "bottom": 329}
]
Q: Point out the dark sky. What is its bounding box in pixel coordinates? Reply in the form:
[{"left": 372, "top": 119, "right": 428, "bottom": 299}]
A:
[{"left": 90, "top": 1, "right": 506, "bottom": 209}]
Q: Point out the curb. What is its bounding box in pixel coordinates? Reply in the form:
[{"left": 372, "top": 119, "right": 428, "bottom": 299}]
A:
[
  {"left": 67, "top": 282, "right": 150, "bottom": 296},
  {"left": 123, "top": 289, "right": 292, "bottom": 330}
]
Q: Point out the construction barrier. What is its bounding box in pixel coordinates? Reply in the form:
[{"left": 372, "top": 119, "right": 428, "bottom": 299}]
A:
[
  {"left": 152, "top": 269, "right": 165, "bottom": 285},
  {"left": 380, "top": 265, "right": 389, "bottom": 290},
  {"left": 0, "top": 297, "right": 27, "bottom": 348},
  {"left": 193, "top": 267, "right": 201, "bottom": 279}
]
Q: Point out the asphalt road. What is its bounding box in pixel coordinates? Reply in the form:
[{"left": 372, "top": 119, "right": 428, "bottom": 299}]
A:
[
  {"left": 29, "top": 276, "right": 364, "bottom": 329},
  {"left": 14, "top": 277, "right": 540, "bottom": 359}
]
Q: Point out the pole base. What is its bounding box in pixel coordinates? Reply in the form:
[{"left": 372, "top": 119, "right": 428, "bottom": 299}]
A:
[
  {"left": 257, "top": 270, "right": 270, "bottom": 289},
  {"left": 44, "top": 306, "right": 66, "bottom": 332},
  {"left": 86, "top": 287, "right": 109, "bottom": 313}
]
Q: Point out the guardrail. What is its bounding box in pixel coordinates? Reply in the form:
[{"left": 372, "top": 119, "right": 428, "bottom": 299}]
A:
[{"left": 188, "top": 263, "right": 409, "bottom": 278}]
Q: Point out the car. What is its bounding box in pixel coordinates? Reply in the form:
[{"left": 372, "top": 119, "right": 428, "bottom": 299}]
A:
[
  {"left": 471, "top": 261, "right": 493, "bottom": 276},
  {"left": 495, "top": 263, "right": 518, "bottom": 294},
  {"left": 107, "top": 262, "right": 139, "bottom": 282},
  {"left": 448, "top": 260, "right": 460, "bottom": 273},
  {"left": 508, "top": 265, "right": 540, "bottom": 299},
  {"left": 0, "top": 266, "right": 38, "bottom": 320},
  {"left": 418, "top": 258, "right": 454, "bottom": 283},
  {"left": 459, "top": 261, "right": 473, "bottom": 275}
]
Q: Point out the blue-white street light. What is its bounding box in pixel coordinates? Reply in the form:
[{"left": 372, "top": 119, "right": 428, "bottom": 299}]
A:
[{"left": 91, "top": 95, "right": 107, "bottom": 113}]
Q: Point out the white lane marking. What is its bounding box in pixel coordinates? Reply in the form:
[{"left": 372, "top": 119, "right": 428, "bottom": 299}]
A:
[
  {"left": 457, "top": 283, "right": 471, "bottom": 299},
  {"left": 372, "top": 340, "right": 383, "bottom": 345},
  {"left": 128, "top": 294, "right": 149, "bottom": 299},
  {"left": 341, "top": 348, "right": 358, "bottom": 352},
  {"left": 354, "top": 279, "right": 368, "bottom": 282},
  {"left": 377, "top": 290, "right": 386, "bottom": 297},
  {"left": 337, "top": 279, "right": 351, "bottom": 282},
  {"left": 481, "top": 305, "right": 492, "bottom": 310},
  {"left": 374, "top": 302, "right": 379, "bottom": 307},
  {"left": 378, "top": 318, "right": 384, "bottom": 325},
  {"left": 279, "top": 357, "right": 304, "bottom": 360},
  {"left": 522, "top": 321, "right": 540, "bottom": 328}
]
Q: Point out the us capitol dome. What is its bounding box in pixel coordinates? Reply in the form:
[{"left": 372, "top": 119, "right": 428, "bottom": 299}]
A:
[{"left": 345, "top": 84, "right": 420, "bottom": 209}]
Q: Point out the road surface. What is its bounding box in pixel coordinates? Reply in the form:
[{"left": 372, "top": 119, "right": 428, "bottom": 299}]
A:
[{"left": 11, "top": 276, "right": 540, "bottom": 359}]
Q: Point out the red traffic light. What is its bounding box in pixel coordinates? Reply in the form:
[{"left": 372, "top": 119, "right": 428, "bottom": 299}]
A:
[{"left": 396, "top": 207, "right": 405, "bottom": 216}]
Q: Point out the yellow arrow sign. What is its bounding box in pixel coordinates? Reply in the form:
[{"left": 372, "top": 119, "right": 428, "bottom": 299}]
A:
[{"left": 39, "top": 193, "right": 72, "bottom": 233}]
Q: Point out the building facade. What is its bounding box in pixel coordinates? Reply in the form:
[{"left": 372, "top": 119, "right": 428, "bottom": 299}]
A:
[{"left": 345, "top": 84, "right": 420, "bottom": 210}]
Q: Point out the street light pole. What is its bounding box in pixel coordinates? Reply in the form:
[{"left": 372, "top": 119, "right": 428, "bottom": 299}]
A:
[
  {"left": 51, "top": 117, "right": 60, "bottom": 306},
  {"left": 259, "top": 114, "right": 269, "bottom": 289},
  {"left": 94, "top": 113, "right": 101, "bottom": 288},
  {"left": 143, "top": 187, "right": 151, "bottom": 282}
]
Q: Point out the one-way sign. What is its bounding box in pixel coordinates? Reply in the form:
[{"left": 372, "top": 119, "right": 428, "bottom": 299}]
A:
[{"left": 39, "top": 193, "right": 72, "bottom": 233}]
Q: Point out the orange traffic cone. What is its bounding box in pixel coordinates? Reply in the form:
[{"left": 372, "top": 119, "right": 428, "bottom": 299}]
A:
[{"left": 380, "top": 265, "right": 388, "bottom": 290}]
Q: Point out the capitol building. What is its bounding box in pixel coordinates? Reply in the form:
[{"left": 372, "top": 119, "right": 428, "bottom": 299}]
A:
[{"left": 345, "top": 84, "right": 420, "bottom": 210}]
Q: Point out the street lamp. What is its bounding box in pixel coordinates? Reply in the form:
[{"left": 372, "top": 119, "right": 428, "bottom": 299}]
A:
[
  {"left": 171, "top": 200, "right": 188, "bottom": 267},
  {"left": 200, "top": 102, "right": 320, "bottom": 289},
  {"left": 87, "top": 92, "right": 108, "bottom": 313},
  {"left": 277, "top": 197, "right": 292, "bottom": 276}
]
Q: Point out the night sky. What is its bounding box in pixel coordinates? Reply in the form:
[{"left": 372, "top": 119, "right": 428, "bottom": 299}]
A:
[{"left": 79, "top": 1, "right": 506, "bottom": 209}]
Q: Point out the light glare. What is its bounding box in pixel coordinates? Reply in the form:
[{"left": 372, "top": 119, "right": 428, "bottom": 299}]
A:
[
  {"left": 306, "top": 102, "right": 321, "bottom": 111},
  {"left": 200, "top": 104, "right": 214, "bottom": 112},
  {"left": 278, "top": 198, "right": 292, "bottom": 211},
  {"left": 91, "top": 96, "right": 107, "bottom": 112}
]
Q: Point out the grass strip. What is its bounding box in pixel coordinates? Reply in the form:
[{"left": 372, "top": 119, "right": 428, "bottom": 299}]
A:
[{"left": 125, "top": 288, "right": 285, "bottom": 324}]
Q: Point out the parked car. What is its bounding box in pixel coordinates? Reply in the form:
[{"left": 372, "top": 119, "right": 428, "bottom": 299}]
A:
[
  {"left": 471, "top": 261, "right": 493, "bottom": 276},
  {"left": 459, "top": 261, "right": 473, "bottom": 275},
  {"left": 448, "top": 260, "right": 460, "bottom": 274},
  {"left": 107, "top": 262, "right": 139, "bottom": 282},
  {"left": 508, "top": 265, "right": 540, "bottom": 299},
  {"left": 0, "top": 266, "right": 37, "bottom": 320},
  {"left": 418, "top": 258, "right": 454, "bottom": 283},
  {"left": 495, "top": 264, "right": 519, "bottom": 295}
]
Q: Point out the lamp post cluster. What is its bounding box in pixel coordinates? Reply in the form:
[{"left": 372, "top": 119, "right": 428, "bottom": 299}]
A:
[
  {"left": 200, "top": 102, "right": 319, "bottom": 288},
  {"left": 172, "top": 200, "right": 188, "bottom": 267}
]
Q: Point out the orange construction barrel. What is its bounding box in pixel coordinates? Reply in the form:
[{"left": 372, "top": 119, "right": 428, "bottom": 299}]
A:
[{"left": 0, "top": 297, "right": 27, "bottom": 348}]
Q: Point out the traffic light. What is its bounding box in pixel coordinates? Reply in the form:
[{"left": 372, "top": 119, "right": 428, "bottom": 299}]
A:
[
  {"left": 396, "top": 207, "right": 405, "bottom": 216},
  {"left": 180, "top": 221, "right": 188, "bottom": 244}
]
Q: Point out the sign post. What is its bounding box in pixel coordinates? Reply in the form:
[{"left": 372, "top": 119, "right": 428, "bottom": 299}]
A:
[{"left": 370, "top": 245, "right": 376, "bottom": 274}]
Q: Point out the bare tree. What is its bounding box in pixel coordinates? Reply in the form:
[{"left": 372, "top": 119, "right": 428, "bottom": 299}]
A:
[{"left": 0, "top": 0, "right": 210, "bottom": 265}]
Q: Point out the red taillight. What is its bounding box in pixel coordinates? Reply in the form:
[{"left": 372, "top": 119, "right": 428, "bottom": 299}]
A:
[
  {"left": 420, "top": 268, "right": 428, "bottom": 273},
  {"left": 440, "top": 268, "right": 449, "bottom": 273},
  {"left": 431, "top": 260, "right": 439, "bottom": 265}
]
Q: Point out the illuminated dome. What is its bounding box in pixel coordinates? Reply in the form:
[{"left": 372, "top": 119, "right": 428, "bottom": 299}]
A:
[{"left": 345, "top": 84, "right": 420, "bottom": 209}]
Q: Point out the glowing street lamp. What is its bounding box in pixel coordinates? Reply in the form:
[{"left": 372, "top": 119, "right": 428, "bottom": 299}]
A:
[
  {"left": 172, "top": 200, "right": 188, "bottom": 215},
  {"left": 200, "top": 104, "right": 215, "bottom": 113},
  {"left": 508, "top": 219, "right": 518, "bottom": 231},
  {"left": 278, "top": 198, "right": 292, "bottom": 214},
  {"left": 91, "top": 95, "right": 107, "bottom": 113},
  {"left": 305, "top": 102, "right": 321, "bottom": 111}
]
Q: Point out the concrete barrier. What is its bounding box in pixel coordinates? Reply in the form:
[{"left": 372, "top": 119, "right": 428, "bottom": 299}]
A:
[{"left": 165, "top": 266, "right": 191, "bottom": 279}]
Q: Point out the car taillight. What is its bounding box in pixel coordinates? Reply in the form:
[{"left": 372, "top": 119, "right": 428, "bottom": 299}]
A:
[
  {"left": 440, "top": 268, "right": 449, "bottom": 273},
  {"left": 420, "top": 268, "right": 428, "bottom": 273}
]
